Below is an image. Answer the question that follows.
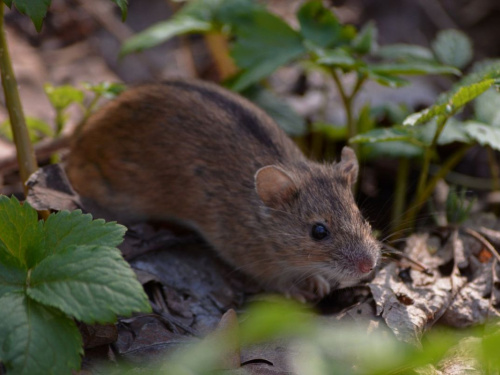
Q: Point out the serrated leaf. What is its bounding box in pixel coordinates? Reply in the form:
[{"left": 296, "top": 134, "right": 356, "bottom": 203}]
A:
[
  {"left": 28, "top": 245, "right": 151, "bottom": 323},
  {"left": 368, "top": 62, "right": 460, "bottom": 76},
  {"left": 0, "top": 196, "right": 43, "bottom": 269},
  {"left": 352, "top": 21, "right": 377, "bottom": 55},
  {"left": 297, "top": 0, "right": 341, "bottom": 48},
  {"left": 404, "top": 79, "right": 497, "bottom": 126},
  {"left": 121, "top": 16, "right": 212, "bottom": 55},
  {"left": 41, "top": 210, "right": 126, "bottom": 261},
  {"left": 377, "top": 44, "right": 435, "bottom": 61},
  {"left": 244, "top": 86, "right": 306, "bottom": 136},
  {"left": 0, "top": 292, "right": 82, "bottom": 375},
  {"left": 474, "top": 88, "right": 500, "bottom": 126},
  {"left": 350, "top": 127, "right": 413, "bottom": 144},
  {"left": 44, "top": 84, "right": 84, "bottom": 111},
  {"left": 111, "top": 0, "right": 127, "bottom": 21},
  {"left": 315, "top": 48, "right": 358, "bottom": 69},
  {"left": 432, "top": 29, "right": 473, "bottom": 69},
  {"left": 464, "top": 121, "right": 500, "bottom": 151},
  {"left": 12, "top": 0, "right": 51, "bottom": 32},
  {"left": 0, "top": 252, "right": 26, "bottom": 298},
  {"left": 229, "top": 10, "right": 305, "bottom": 91}
]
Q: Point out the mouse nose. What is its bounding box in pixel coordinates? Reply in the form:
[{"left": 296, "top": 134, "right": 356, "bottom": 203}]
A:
[{"left": 358, "top": 259, "right": 374, "bottom": 274}]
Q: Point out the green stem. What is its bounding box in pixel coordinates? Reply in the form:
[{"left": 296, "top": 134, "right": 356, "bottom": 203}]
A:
[
  {"left": 55, "top": 108, "right": 65, "bottom": 137},
  {"left": 416, "top": 116, "right": 448, "bottom": 199},
  {"left": 390, "top": 158, "right": 410, "bottom": 234},
  {"left": 393, "top": 143, "right": 472, "bottom": 239},
  {"left": 331, "top": 69, "right": 355, "bottom": 141},
  {"left": 0, "top": 3, "right": 38, "bottom": 196}
]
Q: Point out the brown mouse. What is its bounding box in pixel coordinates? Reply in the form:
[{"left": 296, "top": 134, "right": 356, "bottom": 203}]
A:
[{"left": 66, "top": 79, "right": 380, "bottom": 301}]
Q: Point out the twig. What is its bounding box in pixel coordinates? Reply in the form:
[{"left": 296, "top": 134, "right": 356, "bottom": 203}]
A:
[{"left": 462, "top": 227, "right": 500, "bottom": 263}]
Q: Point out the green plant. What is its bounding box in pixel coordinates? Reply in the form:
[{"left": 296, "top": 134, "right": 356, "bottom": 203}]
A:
[
  {"left": 98, "top": 297, "right": 500, "bottom": 375},
  {"left": 121, "top": 0, "right": 459, "bottom": 143},
  {"left": 0, "top": 0, "right": 126, "bottom": 197},
  {"left": 0, "top": 196, "right": 151, "bottom": 374},
  {"left": 445, "top": 186, "right": 476, "bottom": 225},
  {"left": 0, "top": 82, "right": 125, "bottom": 144},
  {"left": 352, "top": 64, "right": 500, "bottom": 234}
]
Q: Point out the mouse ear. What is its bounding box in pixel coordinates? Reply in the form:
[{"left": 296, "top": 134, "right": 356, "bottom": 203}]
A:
[
  {"left": 255, "top": 165, "right": 298, "bottom": 207},
  {"left": 337, "top": 146, "right": 359, "bottom": 185}
]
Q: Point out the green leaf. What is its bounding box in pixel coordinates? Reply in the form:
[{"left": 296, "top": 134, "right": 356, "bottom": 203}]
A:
[
  {"left": 418, "top": 118, "right": 471, "bottom": 145},
  {"left": 371, "top": 103, "right": 411, "bottom": 124},
  {"left": 363, "top": 141, "right": 424, "bottom": 159},
  {"left": 377, "top": 44, "right": 434, "bottom": 61},
  {"left": 315, "top": 48, "right": 358, "bottom": 69},
  {"left": 297, "top": 0, "right": 341, "bottom": 47},
  {"left": 4, "top": 0, "right": 13, "bottom": 7},
  {"left": 350, "top": 127, "right": 413, "bottom": 144},
  {"left": 244, "top": 86, "right": 306, "bottom": 136},
  {"left": 121, "top": 16, "right": 212, "bottom": 55},
  {"left": 363, "top": 69, "right": 409, "bottom": 88},
  {"left": 351, "top": 21, "right": 377, "bottom": 55},
  {"left": 12, "top": 0, "right": 51, "bottom": 32},
  {"left": 111, "top": 0, "right": 128, "bottom": 21},
  {"left": 240, "top": 298, "right": 312, "bottom": 345},
  {"left": 431, "top": 29, "right": 473, "bottom": 69},
  {"left": 368, "top": 62, "right": 460, "bottom": 76},
  {"left": 404, "top": 78, "right": 498, "bottom": 126},
  {"left": 0, "top": 117, "right": 54, "bottom": 143},
  {"left": 312, "top": 122, "right": 347, "bottom": 141},
  {"left": 41, "top": 210, "right": 126, "bottom": 261},
  {"left": 0, "top": 196, "right": 43, "bottom": 269},
  {"left": 228, "top": 10, "right": 306, "bottom": 91},
  {"left": 28, "top": 245, "right": 151, "bottom": 323},
  {"left": 0, "top": 292, "right": 82, "bottom": 375},
  {"left": 82, "top": 81, "right": 126, "bottom": 98},
  {"left": 474, "top": 88, "right": 500, "bottom": 126},
  {"left": 44, "top": 84, "right": 84, "bottom": 111},
  {"left": 0, "top": 251, "right": 26, "bottom": 298},
  {"left": 464, "top": 121, "right": 500, "bottom": 151}
]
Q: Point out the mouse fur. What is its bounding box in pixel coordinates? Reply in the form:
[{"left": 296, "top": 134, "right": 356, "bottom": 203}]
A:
[{"left": 66, "top": 79, "right": 380, "bottom": 301}]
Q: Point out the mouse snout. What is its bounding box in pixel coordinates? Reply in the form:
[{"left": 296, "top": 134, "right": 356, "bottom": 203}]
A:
[{"left": 357, "top": 258, "right": 375, "bottom": 274}]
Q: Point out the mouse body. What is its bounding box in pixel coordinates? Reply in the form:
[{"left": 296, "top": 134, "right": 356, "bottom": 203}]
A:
[{"left": 66, "top": 79, "right": 380, "bottom": 301}]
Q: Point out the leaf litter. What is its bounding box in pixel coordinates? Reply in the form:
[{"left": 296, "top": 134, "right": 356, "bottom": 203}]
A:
[{"left": 25, "top": 165, "right": 500, "bottom": 374}]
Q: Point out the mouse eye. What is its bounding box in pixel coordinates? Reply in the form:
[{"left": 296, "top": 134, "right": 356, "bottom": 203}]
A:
[{"left": 311, "top": 223, "right": 329, "bottom": 241}]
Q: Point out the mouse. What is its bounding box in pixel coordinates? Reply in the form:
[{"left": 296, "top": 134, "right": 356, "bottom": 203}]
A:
[{"left": 65, "top": 79, "right": 380, "bottom": 301}]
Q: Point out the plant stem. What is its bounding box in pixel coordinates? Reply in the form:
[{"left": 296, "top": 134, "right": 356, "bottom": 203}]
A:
[
  {"left": 204, "top": 32, "right": 238, "bottom": 81},
  {"left": 416, "top": 116, "right": 448, "bottom": 199},
  {"left": 390, "top": 158, "right": 410, "bottom": 234},
  {"left": 393, "top": 143, "right": 472, "bottom": 239},
  {"left": 331, "top": 70, "right": 367, "bottom": 153},
  {"left": 331, "top": 69, "right": 355, "bottom": 140},
  {"left": 0, "top": 3, "right": 38, "bottom": 196}
]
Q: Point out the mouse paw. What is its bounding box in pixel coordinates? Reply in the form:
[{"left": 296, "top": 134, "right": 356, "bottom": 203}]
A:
[{"left": 284, "top": 275, "right": 331, "bottom": 302}]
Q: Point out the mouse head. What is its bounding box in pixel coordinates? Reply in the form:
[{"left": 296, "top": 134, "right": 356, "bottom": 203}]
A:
[{"left": 254, "top": 147, "right": 380, "bottom": 289}]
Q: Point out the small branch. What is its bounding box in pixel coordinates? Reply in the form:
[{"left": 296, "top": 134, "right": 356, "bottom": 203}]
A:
[
  {"left": 416, "top": 116, "right": 448, "bottom": 199},
  {"left": 462, "top": 227, "right": 500, "bottom": 263},
  {"left": 393, "top": 143, "right": 472, "bottom": 238},
  {"left": 390, "top": 158, "right": 410, "bottom": 234},
  {"left": 0, "top": 3, "right": 38, "bottom": 196}
]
